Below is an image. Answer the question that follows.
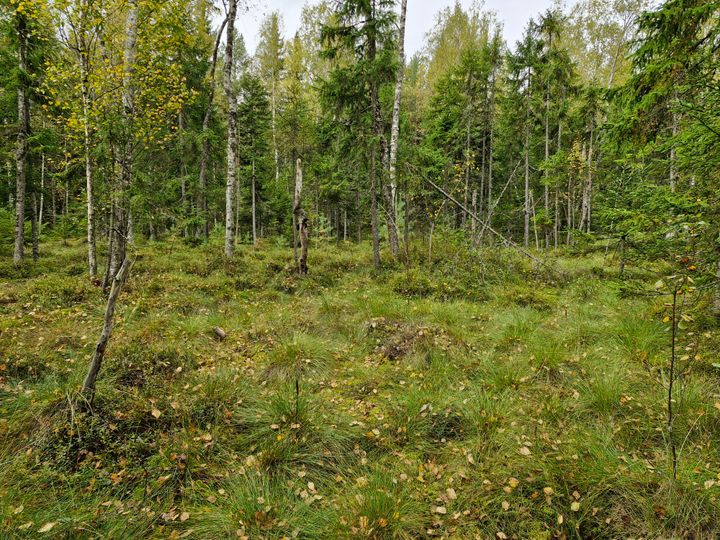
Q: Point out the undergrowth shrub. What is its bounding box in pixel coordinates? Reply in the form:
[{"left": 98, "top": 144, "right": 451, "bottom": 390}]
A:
[
  {"left": 22, "top": 274, "right": 97, "bottom": 307},
  {"left": 498, "top": 283, "right": 557, "bottom": 311},
  {"left": 106, "top": 342, "right": 197, "bottom": 388},
  {"left": 391, "top": 268, "right": 435, "bottom": 298}
]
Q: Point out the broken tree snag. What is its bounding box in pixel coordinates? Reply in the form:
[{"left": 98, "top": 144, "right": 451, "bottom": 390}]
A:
[
  {"left": 293, "top": 158, "right": 309, "bottom": 275},
  {"left": 82, "top": 257, "right": 133, "bottom": 400}
]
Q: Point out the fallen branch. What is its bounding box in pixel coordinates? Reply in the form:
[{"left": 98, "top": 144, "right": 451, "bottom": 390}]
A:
[{"left": 425, "top": 178, "right": 556, "bottom": 272}]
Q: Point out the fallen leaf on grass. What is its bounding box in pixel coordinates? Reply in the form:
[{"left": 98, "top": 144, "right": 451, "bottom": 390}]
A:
[{"left": 38, "top": 522, "right": 57, "bottom": 533}]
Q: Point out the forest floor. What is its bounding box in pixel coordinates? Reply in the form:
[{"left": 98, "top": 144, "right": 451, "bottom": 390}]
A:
[{"left": 1, "top": 237, "right": 720, "bottom": 539}]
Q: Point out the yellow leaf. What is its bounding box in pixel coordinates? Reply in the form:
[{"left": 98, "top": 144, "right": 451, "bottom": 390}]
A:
[
  {"left": 151, "top": 408, "right": 162, "bottom": 419},
  {"left": 571, "top": 501, "right": 580, "bottom": 512},
  {"left": 38, "top": 522, "right": 57, "bottom": 533}
]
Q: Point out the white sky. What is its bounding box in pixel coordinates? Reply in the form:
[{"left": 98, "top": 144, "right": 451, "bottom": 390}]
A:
[{"left": 234, "top": 0, "right": 576, "bottom": 57}]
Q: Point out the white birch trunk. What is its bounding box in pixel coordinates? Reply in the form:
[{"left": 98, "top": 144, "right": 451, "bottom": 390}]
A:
[
  {"left": 14, "top": 13, "right": 29, "bottom": 264},
  {"left": 81, "top": 61, "right": 97, "bottom": 278},
  {"left": 224, "top": 0, "right": 239, "bottom": 258},
  {"left": 108, "top": 0, "right": 138, "bottom": 284},
  {"left": 388, "top": 0, "right": 407, "bottom": 209}
]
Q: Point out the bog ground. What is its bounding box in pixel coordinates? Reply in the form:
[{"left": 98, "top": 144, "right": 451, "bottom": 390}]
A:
[{"left": 1, "top": 238, "right": 719, "bottom": 539}]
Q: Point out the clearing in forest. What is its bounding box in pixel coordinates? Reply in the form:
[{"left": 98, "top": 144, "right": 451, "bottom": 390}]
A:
[{"left": 1, "top": 239, "right": 719, "bottom": 539}]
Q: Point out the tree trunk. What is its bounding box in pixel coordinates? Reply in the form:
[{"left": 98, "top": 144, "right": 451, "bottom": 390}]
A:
[
  {"left": 669, "top": 100, "right": 678, "bottom": 193},
  {"left": 368, "top": 0, "right": 382, "bottom": 268},
  {"left": 544, "top": 82, "right": 550, "bottom": 249},
  {"left": 383, "top": 184, "right": 399, "bottom": 258},
  {"left": 272, "top": 78, "right": 279, "bottom": 184},
  {"left": 80, "top": 58, "right": 97, "bottom": 279},
  {"left": 554, "top": 120, "right": 562, "bottom": 248},
  {"left": 224, "top": 0, "right": 239, "bottom": 258},
  {"left": 291, "top": 152, "right": 299, "bottom": 269},
  {"left": 234, "top": 169, "right": 240, "bottom": 240},
  {"left": 566, "top": 154, "right": 573, "bottom": 245},
  {"left": 31, "top": 191, "right": 39, "bottom": 260},
  {"left": 108, "top": 1, "right": 138, "bottom": 286},
  {"left": 715, "top": 254, "right": 720, "bottom": 315},
  {"left": 198, "top": 17, "right": 227, "bottom": 239},
  {"left": 523, "top": 67, "right": 531, "bottom": 248},
  {"left": 524, "top": 123, "right": 530, "bottom": 248},
  {"left": 404, "top": 176, "right": 410, "bottom": 263},
  {"left": 463, "top": 121, "right": 471, "bottom": 229},
  {"left": 370, "top": 149, "right": 380, "bottom": 267},
  {"left": 127, "top": 210, "right": 134, "bottom": 245},
  {"left": 14, "top": 13, "right": 30, "bottom": 264},
  {"left": 486, "top": 65, "right": 495, "bottom": 245},
  {"left": 39, "top": 151, "right": 45, "bottom": 234},
  {"left": 385, "top": 0, "right": 407, "bottom": 258},
  {"left": 580, "top": 125, "right": 594, "bottom": 233},
  {"left": 428, "top": 220, "right": 434, "bottom": 266},
  {"left": 531, "top": 190, "right": 540, "bottom": 250},
  {"left": 252, "top": 158, "right": 257, "bottom": 246},
  {"left": 471, "top": 189, "right": 477, "bottom": 236},
  {"left": 103, "top": 196, "right": 115, "bottom": 289},
  {"left": 82, "top": 257, "right": 132, "bottom": 399},
  {"left": 293, "top": 159, "right": 309, "bottom": 274}
]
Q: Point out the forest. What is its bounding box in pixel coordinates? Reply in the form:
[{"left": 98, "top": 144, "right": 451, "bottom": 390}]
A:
[{"left": 1, "top": 0, "right": 720, "bottom": 537}]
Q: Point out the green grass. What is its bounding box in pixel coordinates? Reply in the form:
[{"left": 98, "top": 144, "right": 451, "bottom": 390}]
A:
[{"left": 1, "top": 236, "right": 720, "bottom": 538}]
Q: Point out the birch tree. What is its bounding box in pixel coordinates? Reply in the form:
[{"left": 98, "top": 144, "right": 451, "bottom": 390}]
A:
[
  {"left": 106, "top": 0, "right": 138, "bottom": 285},
  {"left": 223, "top": 0, "right": 238, "bottom": 257},
  {"left": 385, "top": 0, "right": 407, "bottom": 259},
  {"left": 198, "top": 16, "right": 227, "bottom": 239},
  {"left": 257, "top": 12, "right": 283, "bottom": 185},
  {"left": 10, "top": 0, "right": 34, "bottom": 263},
  {"left": 55, "top": 0, "right": 101, "bottom": 278}
]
